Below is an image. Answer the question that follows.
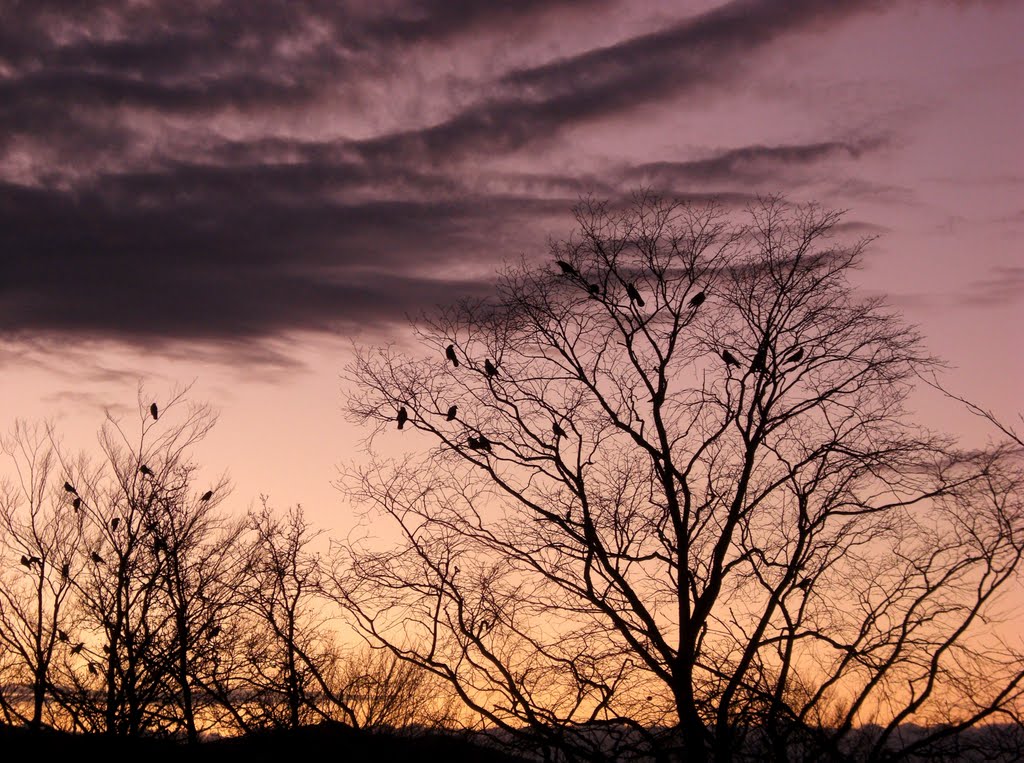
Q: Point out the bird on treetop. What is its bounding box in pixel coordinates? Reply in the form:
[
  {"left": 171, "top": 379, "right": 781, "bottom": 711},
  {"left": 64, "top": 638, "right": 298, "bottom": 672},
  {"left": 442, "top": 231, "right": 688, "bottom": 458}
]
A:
[
  {"left": 71, "top": 643, "right": 84, "bottom": 654},
  {"left": 751, "top": 347, "right": 768, "bottom": 373},
  {"left": 201, "top": 490, "right": 214, "bottom": 502},
  {"left": 445, "top": 344, "right": 459, "bottom": 367},
  {"left": 90, "top": 551, "right": 104, "bottom": 565},
  {"left": 72, "top": 497, "right": 81, "bottom": 511},
  {"left": 722, "top": 350, "right": 740, "bottom": 368},
  {"left": 150, "top": 402, "right": 158, "bottom": 421},
  {"left": 446, "top": 405, "right": 458, "bottom": 421},
  {"left": 396, "top": 406, "right": 408, "bottom": 429},
  {"left": 785, "top": 347, "right": 804, "bottom": 364},
  {"left": 553, "top": 422, "right": 567, "bottom": 439},
  {"left": 139, "top": 464, "right": 154, "bottom": 477},
  {"left": 477, "top": 434, "right": 492, "bottom": 452},
  {"left": 64, "top": 481, "right": 77, "bottom": 495},
  {"left": 688, "top": 291, "right": 706, "bottom": 308},
  {"left": 484, "top": 359, "right": 498, "bottom": 378},
  {"left": 626, "top": 282, "right": 645, "bottom": 307},
  {"left": 111, "top": 517, "right": 120, "bottom": 531}
]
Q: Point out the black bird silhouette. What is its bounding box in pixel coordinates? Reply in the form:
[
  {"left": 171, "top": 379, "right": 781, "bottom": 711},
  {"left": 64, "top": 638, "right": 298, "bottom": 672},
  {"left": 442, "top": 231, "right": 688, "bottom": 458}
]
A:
[
  {"left": 467, "top": 436, "right": 481, "bottom": 450},
  {"left": 72, "top": 497, "right": 81, "bottom": 511},
  {"left": 588, "top": 283, "right": 601, "bottom": 297},
  {"left": 396, "top": 407, "right": 408, "bottom": 430},
  {"left": 484, "top": 359, "right": 498, "bottom": 378},
  {"left": 64, "top": 481, "right": 77, "bottom": 495},
  {"left": 751, "top": 347, "right": 767, "bottom": 373},
  {"left": 477, "top": 434, "right": 492, "bottom": 452},
  {"left": 87, "top": 662, "right": 98, "bottom": 675},
  {"left": 553, "top": 422, "right": 567, "bottom": 439},
  {"left": 111, "top": 517, "right": 120, "bottom": 531},
  {"left": 556, "top": 260, "right": 578, "bottom": 278},
  {"left": 139, "top": 464, "right": 154, "bottom": 477},
  {"left": 70, "top": 642, "right": 84, "bottom": 654},
  {"left": 20, "top": 555, "right": 31, "bottom": 568},
  {"left": 201, "top": 490, "right": 214, "bottom": 502},
  {"left": 446, "top": 405, "right": 458, "bottom": 421},
  {"left": 90, "top": 551, "right": 104, "bottom": 565},
  {"left": 688, "top": 291, "right": 706, "bottom": 308},
  {"left": 61, "top": 562, "right": 70, "bottom": 579},
  {"left": 625, "top": 282, "right": 645, "bottom": 307},
  {"left": 150, "top": 402, "right": 159, "bottom": 421},
  {"left": 57, "top": 629, "right": 69, "bottom": 643},
  {"left": 445, "top": 344, "right": 459, "bottom": 367},
  {"left": 722, "top": 350, "right": 740, "bottom": 368},
  {"left": 785, "top": 347, "right": 804, "bottom": 364}
]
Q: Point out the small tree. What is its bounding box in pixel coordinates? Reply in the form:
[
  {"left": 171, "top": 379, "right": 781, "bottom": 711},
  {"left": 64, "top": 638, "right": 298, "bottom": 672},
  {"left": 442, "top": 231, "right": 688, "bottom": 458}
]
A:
[{"left": 334, "top": 194, "right": 1024, "bottom": 762}]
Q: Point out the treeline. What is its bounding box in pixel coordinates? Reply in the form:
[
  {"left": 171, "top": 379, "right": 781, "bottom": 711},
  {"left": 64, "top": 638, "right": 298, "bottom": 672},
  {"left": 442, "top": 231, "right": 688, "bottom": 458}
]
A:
[{"left": 0, "top": 391, "right": 452, "bottom": 740}]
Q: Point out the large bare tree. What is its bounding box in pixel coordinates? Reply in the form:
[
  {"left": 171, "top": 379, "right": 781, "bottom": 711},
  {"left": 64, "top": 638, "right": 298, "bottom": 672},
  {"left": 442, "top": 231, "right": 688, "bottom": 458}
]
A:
[{"left": 334, "top": 195, "right": 1024, "bottom": 761}]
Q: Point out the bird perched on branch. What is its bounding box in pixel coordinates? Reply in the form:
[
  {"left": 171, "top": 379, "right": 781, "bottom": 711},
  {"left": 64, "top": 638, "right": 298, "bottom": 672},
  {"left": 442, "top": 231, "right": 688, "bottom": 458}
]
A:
[
  {"left": 445, "top": 344, "right": 459, "bottom": 367},
  {"left": 61, "top": 562, "right": 70, "bottom": 579},
  {"left": 90, "top": 551, "right": 105, "bottom": 565},
  {"left": 139, "top": 464, "right": 154, "bottom": 477},
  {"left": 446, "top": 405, "right": 458, "bottom": 421},
  {"left": 71, "top": 643, "right": 84, "bottom": 654},
  {"left": 110, "top": 517, "right": 120, "bottom": 531},
  {"left": 477, "top": 434, "right": 492, "bottom": 452},
  {"left": 722, "top": 350, "right": 740, "bottom": 368},
  {"left": 72, "top": 497, "right": 81, "bottom": 511},
  {"left": 688, "top": 291, "right": 706, "bottom": 308},
  {"left": 201, "top": 490, "right": 214, "bottom": 502},
  {"left": 556, "top": 260, "right": 578, "bottom": 278},
  {"left": 785, "top": 347, "right": 804, "bottom": 364},
  {"left": 626, "top": 282, "right": 645, "bottom": 307},
  {"left": 396, "top": 407, "right": 408, "bottom": 430},
  {"left": 553, "top": 422, "right": 567, "bottom": 439},
  {"left": 150, "top": 402, "right": 159, "bottom": 421},
  {"left": 484, "top": 359, "right": 498, "bottom": 378},
  {"left": 57, "top": 629, "right": 69, "bottom": 643},
  {"left": 751, "top": 347, "right": 768, "bottom": 373},
  {"left": 64, "top": 481, "right": 77, "bottom": 495}
]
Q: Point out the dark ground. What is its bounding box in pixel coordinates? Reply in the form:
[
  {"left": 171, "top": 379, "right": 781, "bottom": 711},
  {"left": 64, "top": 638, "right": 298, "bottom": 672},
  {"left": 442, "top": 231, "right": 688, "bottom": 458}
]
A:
[{"left": 0, "top": 722, "right": 533, "bottom": 762}]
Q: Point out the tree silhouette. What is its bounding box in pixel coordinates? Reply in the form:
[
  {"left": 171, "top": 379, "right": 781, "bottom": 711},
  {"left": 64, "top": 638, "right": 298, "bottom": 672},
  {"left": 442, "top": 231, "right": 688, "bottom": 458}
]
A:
[{"left": 336, "top": 194, "right": 1024, "bottom": 761}]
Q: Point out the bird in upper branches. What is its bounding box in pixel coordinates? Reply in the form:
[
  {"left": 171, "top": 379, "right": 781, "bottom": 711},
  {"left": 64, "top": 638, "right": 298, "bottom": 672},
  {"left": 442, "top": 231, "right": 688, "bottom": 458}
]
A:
[
  {"left": 90, "top": 551, "right": 105, "bottom": 565},
  {"left": 396, "top": 407, "right": 408, "bottom": 430},
  {"left": 721, "top": 350, "right": 740, "bottom": 368},
  {"left": 750, "top": 347, "right": 768, "bottom": 373},
  {"left": 484, "top": 359, "right": 498, "bottom": 378},
  {"left": 625, "top": 282, "right": 645, "bottom": 307},
  {"left": 688, "top": 291, "right": 705, "bottom": 308},
  {"left": 139, "top": 464, "right": 154, "bottom": 477},
  {"left": 446, "top": 405, "right": 458, "bottom": 421},
  {"left": 150, "top": 403, "right": 159, "bottom": 421},
  {"left": 553, "top": 422, "right": 567, "bottom": 439},
  {"left": 64, "top": 481, "right": 78, "bottom": 495},
  {"left": 556, "top": 260, "right": 578, "bottom": 278},
  {"left": 445, "top": 344, "right": 460, "bottom": 368},
  {"left": 785, "top": 348, "right": 804, "bottom": 364},
  {"left": 201, "top": 490, "right": 214, "bottom": 502},
  {"left": 110, "top": 517, "right": 120, "bottom": 531}
]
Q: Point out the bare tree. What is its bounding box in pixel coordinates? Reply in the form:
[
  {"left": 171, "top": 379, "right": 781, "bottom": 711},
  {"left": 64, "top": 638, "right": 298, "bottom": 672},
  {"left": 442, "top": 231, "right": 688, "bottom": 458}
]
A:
[
  {"left": 333, "top": 195, "right": 1024, "bottom": 762},
  {"left": 0, "top": 421, "right": 84, "bottom": 730},
  {"left": 59, "top": 388, "right": 234, "bottom": 740}
]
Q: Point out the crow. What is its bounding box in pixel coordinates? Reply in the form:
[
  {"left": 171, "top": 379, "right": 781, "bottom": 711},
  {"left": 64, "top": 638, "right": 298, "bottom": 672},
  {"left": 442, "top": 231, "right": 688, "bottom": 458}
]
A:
[
  {"left": 20, "top": 555, "right": 31, "bottom": 568},
  {"left": 468, "top": 437, "right": 481, "bottom": 450},
  {"left": 477, "top": 434, "right": 492, "bottom": 452},
  {"left": 150, "top": 402, "right": 159, "bottom": 421},
  {"left": 71, "top": 643, "right": 84, "bottom": 654},
  {"left": 72, "top": 497, "right": 81, "bottom": 511},
  {"left": 556, "top": 260, "right": 578, "bottom": 278},
  {"left": 201, "top": 490, "right": 214, "bottom": 502},
  {"left": 588, "top": 283, "right": 601, "bottom": 297},
  {"left": 90, "top": 551, "right": 104, "bottom": 565},
  {"left": 626, "top": 282, "right": 645, "bottom": 307},
  {"left": 722, "top": 350, "right": 740, "bottom": 368},
  {"left": 785, "top": 348, "right": 804, "bottom": 364},
  {"left": 139, "top": 464, "right": 154, "bottom": 477},
  {"left": 553, "top": 422, "right": 567, "bottom": 439},
  {"left": 208, "top": 625, "right": 222, "bottom": 639},
  {"left": 61, "top": 563, "right": 70, "bottom": 579},
  {"left": 88, "top": 662, "right": 98, "bottom": 675},
  {"left": 64, "top": 481, "right": 77, "bottom": 495},
  {"left": 484, "top": 359, "right": 498, "bottom": 378},
  {"left": 397, "top": 407, "right": 408, "bottom": 429},
  {"left": 688, "top": 291, "right": 706, "bottom": 308},
  {"left": 751, "top": 347, "right": 767, "bottom": 373},
  {"left": 111, "top": 517, "right": 120, "bottom": 531},
  {"left": 57, "top": 629, "right": 69, "bottom": 643},
  {"left": 445, "top": 344, "right": 459, "bottom": 367},
  {"left": 446, "top": 405, "right": 458, "bottom": 421}
]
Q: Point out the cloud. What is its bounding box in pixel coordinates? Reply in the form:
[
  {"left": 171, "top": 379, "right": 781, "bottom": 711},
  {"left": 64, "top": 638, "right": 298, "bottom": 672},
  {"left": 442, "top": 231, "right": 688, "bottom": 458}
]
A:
[{"left": 960, "top": 266, "right": 1024, "bottom": 308}]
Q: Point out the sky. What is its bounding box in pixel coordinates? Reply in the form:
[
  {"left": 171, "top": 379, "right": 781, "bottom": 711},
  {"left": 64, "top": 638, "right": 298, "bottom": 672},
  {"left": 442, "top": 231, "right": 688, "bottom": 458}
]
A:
[{"left": 1, "top": 0, "right": 1021, "bottom": 534}]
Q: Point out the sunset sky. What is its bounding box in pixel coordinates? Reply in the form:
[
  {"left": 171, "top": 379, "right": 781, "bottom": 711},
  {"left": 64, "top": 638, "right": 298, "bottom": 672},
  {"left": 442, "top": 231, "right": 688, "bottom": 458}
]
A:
[{"left": 1, "top": 0, "right": 1021, "bottom": 533}]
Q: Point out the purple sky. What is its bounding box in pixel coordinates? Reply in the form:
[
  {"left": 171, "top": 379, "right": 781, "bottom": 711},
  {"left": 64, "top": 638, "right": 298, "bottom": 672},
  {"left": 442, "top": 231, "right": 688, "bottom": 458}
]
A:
[{"left": 1, "top": 0, "right": 1021, "bottom": 526}]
